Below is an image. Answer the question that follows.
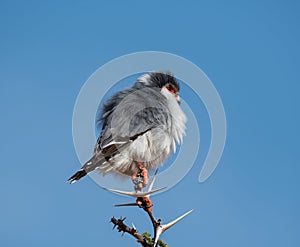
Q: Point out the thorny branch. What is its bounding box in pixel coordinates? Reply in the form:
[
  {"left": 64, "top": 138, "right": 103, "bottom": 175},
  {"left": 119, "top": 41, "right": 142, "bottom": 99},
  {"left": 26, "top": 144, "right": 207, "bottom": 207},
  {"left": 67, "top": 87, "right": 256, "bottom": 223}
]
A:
[
  {"left": 110, "top": 216, "right": 152, "bottom": 247},
  {"left": 108, "top": 171, "right": 193, "bottom": 247},
  {"left": 110, "top": 197, "right": 170, "bottom": 247}
]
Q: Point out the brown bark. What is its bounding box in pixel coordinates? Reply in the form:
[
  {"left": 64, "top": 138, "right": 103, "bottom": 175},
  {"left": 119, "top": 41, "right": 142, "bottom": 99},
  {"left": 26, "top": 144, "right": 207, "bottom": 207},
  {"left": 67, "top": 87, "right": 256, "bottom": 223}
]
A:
[{"left": 110, "top": 217, "right": 152, "bottom": 247}]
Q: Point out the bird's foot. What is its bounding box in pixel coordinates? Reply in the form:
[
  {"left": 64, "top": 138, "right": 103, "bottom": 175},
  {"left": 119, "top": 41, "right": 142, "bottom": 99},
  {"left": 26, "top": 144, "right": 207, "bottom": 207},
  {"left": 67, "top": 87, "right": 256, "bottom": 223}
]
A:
[
  {"left": 136, "top": 196, "right": 153, "bottom": 213},
  {"left": 131, "top": 164, "right": 152, "bottom": 212},
  {"left": 131, "top": 163, "right": 149, "bottom": 191}
]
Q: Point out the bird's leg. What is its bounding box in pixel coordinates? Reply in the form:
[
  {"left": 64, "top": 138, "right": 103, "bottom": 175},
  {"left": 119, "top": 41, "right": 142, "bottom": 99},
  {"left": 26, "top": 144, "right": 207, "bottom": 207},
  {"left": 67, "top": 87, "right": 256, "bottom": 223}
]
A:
[
  {"left": 131, "top": 163, "right": 149, "bottom": 191},
  {"left": 131, "top": 163, "right": 152, "bottom": 212}
]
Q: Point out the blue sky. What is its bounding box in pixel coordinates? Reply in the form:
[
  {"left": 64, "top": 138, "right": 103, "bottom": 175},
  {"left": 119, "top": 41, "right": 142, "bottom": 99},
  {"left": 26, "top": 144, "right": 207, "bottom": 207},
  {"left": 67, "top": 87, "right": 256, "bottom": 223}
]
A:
[{"left": 0, "top": 0, "right": 299, "bottom": 246}]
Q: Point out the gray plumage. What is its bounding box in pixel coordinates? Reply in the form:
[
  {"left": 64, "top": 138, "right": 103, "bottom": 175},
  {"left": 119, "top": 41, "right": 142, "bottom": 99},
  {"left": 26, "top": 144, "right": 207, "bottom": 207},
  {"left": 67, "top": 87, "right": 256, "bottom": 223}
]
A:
[{"left": 68, "top": 72, "right": 186, "bottom": 183}]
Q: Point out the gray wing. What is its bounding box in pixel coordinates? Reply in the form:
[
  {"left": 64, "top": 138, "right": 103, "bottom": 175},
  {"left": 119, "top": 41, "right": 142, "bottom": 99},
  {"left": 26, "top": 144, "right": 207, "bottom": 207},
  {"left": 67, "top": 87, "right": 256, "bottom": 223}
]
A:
[{"left": 94, "top": 87, "right": 171, "bottom": 154}]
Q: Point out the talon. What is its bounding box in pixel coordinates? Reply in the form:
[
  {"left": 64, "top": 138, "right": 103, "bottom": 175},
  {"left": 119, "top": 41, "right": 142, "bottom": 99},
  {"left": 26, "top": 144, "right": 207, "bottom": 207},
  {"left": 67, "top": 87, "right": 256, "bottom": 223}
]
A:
[
  {"left": 136, "top": 197, "right": 153, "bottom": 213},
  {"left": 131, "top": 163, "right": 150, "bottom": 190},
  {"left": 130, "top": 162, "right": 152, "bottom": 212}
]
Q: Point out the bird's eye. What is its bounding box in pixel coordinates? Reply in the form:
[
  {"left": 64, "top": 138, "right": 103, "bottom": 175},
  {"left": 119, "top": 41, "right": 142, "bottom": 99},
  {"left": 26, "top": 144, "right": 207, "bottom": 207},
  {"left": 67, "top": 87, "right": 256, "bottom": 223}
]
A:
[{"left": 166, "top": 85, "right": 176, "bottom": 94}]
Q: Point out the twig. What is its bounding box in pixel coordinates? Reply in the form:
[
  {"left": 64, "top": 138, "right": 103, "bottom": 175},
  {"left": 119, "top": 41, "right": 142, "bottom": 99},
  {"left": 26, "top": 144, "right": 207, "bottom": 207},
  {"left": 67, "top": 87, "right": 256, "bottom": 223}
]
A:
[
  {"left": 109, "top": 170, "right": 192, "bottom": 246},
  {"left": 110, "top": 217, "right": 152, "bottom": 247}
]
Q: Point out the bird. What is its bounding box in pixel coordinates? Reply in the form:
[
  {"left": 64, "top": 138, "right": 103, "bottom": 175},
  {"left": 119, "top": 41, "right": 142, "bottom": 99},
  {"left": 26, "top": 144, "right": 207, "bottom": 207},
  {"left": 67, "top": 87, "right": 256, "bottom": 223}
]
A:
[{"left": 67, "top": 72, "right": 187, "bottom": 190}]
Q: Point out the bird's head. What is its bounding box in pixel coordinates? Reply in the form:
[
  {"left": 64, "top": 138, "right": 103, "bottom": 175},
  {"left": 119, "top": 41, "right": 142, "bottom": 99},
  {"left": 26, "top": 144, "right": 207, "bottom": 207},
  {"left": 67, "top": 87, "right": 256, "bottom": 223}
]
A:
[{"left": 135, "top": 72, "right": 181, "bottom": 104}]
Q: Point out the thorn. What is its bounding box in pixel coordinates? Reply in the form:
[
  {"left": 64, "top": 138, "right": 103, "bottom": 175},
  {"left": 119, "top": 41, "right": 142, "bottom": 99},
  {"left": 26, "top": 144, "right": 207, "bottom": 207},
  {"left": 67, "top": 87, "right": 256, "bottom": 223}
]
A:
[
  {"left": 114, "top": 202, "right": 139, "bottom": 207},
  {"left": 103, "top": 187, "right": 167, "bottom": 198},
  {"left": 132, "top": 223, "right": 136, "bottom": 230},
  {"left": 147, "top": 168, "right": 159, "bottom": 192},
  {"left": 110, "top": 217, "right": 118, "bottom": 230},
  {"left": 153, "top": 209, "right": 194, "bottom": 247}
]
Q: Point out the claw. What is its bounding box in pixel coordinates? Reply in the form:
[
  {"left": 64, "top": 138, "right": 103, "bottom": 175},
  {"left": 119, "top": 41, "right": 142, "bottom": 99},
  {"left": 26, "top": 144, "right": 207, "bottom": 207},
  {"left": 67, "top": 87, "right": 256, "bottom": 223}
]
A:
[
  {"left": 136, "top": 196, "right": 153, "bottom": 212},
  {"left": 131, "top": 163, "right": 150, "bottom": 190}
]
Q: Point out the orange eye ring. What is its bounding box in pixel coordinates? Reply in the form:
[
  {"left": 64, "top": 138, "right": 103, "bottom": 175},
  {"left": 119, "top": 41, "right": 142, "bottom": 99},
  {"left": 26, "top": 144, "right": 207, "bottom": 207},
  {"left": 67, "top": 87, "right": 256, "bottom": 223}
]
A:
[{"left": 166, "top": 85, "right": 176, "bottom": 94}]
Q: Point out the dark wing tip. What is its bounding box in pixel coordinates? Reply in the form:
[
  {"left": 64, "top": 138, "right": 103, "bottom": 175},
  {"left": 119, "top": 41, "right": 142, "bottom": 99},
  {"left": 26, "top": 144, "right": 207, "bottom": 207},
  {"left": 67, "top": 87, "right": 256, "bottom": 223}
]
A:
[{"left": 67, "top": 169, "right": 87, "bottom": 184}]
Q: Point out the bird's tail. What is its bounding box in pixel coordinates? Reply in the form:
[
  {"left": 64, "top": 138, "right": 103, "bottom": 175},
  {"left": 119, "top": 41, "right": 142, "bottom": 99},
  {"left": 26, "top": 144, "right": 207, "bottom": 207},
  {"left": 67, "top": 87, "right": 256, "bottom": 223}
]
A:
[
  {"left": 67, "top": 169, "right": 87, "bottom": 184},
  {"left": 67, "top": 157, "right": 94, "bottom": 184},
  {"left": 67, "top": 155, "right": 105, "bottom": 184}
]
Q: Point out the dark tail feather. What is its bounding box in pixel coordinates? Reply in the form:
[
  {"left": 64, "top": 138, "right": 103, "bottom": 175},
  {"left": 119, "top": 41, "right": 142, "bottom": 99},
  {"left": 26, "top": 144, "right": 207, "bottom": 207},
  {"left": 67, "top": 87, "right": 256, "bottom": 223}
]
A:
[
  {"left": 67, "top": 155, "right": 103, "bottom": 184},
  {"left": 67, "top": 169, "right": 87, "bottom": 184}
]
